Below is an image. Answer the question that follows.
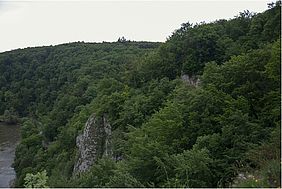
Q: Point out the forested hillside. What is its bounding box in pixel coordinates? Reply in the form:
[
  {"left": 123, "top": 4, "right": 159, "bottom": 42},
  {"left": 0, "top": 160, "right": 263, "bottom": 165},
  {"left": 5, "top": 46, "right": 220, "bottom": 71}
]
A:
[{"left": 0, "top": 2, "right": 280, "bottom": 187}]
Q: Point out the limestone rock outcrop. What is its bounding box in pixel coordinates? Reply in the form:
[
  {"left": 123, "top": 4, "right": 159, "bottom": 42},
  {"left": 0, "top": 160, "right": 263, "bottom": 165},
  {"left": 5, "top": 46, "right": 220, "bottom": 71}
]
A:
[
  {"left": 181, "top": 74, "right": 200, "bottom": 87},
  {"left": 73, "top": 113, "right": 112, "bottom": 175}
]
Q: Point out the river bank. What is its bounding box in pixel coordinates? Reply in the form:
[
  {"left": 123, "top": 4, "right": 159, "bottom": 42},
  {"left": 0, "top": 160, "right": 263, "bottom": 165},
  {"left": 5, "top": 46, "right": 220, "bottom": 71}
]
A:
[{"left": 0, "top": 123, "right": 20, "bottom": 187}]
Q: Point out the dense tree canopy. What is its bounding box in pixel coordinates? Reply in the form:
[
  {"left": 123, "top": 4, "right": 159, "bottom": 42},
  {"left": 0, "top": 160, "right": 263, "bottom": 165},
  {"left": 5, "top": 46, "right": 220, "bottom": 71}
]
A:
[{"left": 0, "top": 2, "right": 280, "bottom": 188}]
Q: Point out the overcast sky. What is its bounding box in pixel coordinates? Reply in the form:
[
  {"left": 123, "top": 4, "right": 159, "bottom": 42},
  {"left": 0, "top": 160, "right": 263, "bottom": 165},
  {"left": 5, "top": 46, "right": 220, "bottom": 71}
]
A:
[{"left": 0, "top": 0, "right": 272, "bottom": 52}]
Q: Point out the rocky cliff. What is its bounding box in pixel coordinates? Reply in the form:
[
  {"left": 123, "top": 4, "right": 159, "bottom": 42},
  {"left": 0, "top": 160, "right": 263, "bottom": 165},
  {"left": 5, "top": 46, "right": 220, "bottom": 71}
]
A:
[
  {"left": 181, "top": 74, "right": 200, "bottom": 87},
  {"left": 73, "top": 113, "right": 112, "bottom": 175}
]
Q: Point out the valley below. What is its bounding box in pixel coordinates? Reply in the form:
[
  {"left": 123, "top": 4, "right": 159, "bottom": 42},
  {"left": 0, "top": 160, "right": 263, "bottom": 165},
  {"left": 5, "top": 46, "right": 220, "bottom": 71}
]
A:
[{"left": 0, "top": 123, "right": 20, "bottom": 187}]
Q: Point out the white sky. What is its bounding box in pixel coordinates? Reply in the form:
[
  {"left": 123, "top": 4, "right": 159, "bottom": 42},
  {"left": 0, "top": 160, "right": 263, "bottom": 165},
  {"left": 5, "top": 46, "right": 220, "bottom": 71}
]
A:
[{"left": 0, "top": 0, "right": 272, "bottom": 52}]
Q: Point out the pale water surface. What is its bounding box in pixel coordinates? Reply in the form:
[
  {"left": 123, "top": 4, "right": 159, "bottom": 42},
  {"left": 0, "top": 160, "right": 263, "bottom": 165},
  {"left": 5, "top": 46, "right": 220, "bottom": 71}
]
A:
[{"left": 0, "top": 123, "right": 20, "bottom": 187}]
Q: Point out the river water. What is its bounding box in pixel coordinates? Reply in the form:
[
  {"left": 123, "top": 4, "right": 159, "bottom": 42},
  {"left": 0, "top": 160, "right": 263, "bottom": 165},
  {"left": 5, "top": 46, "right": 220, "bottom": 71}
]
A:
[{"left": 0, "top": 123, "right": 20, "bottom": 187}]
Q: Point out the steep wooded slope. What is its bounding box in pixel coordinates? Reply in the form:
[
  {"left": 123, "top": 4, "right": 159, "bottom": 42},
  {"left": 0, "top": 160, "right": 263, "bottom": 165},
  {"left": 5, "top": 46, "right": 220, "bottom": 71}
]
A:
[{"left": 0, "top": 3, "right": 280, "bottom": 187}]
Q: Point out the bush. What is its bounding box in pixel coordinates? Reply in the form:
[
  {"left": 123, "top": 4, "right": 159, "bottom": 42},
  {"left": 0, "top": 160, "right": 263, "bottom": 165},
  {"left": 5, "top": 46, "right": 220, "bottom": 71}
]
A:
[{"left": 24, "top": 170, "right": 49, "bottom": 188}]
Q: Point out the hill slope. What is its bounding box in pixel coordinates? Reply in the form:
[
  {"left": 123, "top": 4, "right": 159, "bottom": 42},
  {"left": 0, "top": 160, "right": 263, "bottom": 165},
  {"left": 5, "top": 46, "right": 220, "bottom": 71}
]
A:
[{"left": 0, "top": 3, "right": 280, "bottom": 187}]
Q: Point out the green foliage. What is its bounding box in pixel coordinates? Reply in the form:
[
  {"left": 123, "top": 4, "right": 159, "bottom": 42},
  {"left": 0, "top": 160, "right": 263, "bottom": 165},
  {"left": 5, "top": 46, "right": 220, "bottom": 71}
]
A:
[
  {"left": 24, "top": 170, "right": 49, "bottom": 188},
  {"left": 130, "top": 4, "right": 280, "bottom": 81},
  {"left": 0, "top": 109, "right": 19, "bottom": 124},
  {"left": 238, "top": 127, "right": 281, "bottom": 187},
  {"left": 1, "top": 3, "right": 280, "bottom": 188},
  {"left": 155, "top": 148, "right": 213, "bottom": 187},
  {"left": 72, "top": 158, "right": 143, "bottom": 187}
]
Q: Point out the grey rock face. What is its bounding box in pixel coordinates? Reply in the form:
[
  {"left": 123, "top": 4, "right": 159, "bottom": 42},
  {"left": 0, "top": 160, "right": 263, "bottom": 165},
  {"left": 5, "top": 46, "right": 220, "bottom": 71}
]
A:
[
  {"left": 73, "top": 113, "right": 112, "bottom": 175},
  {"left": 181, "top": 74, "right": 200, "bottom": 87}
]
